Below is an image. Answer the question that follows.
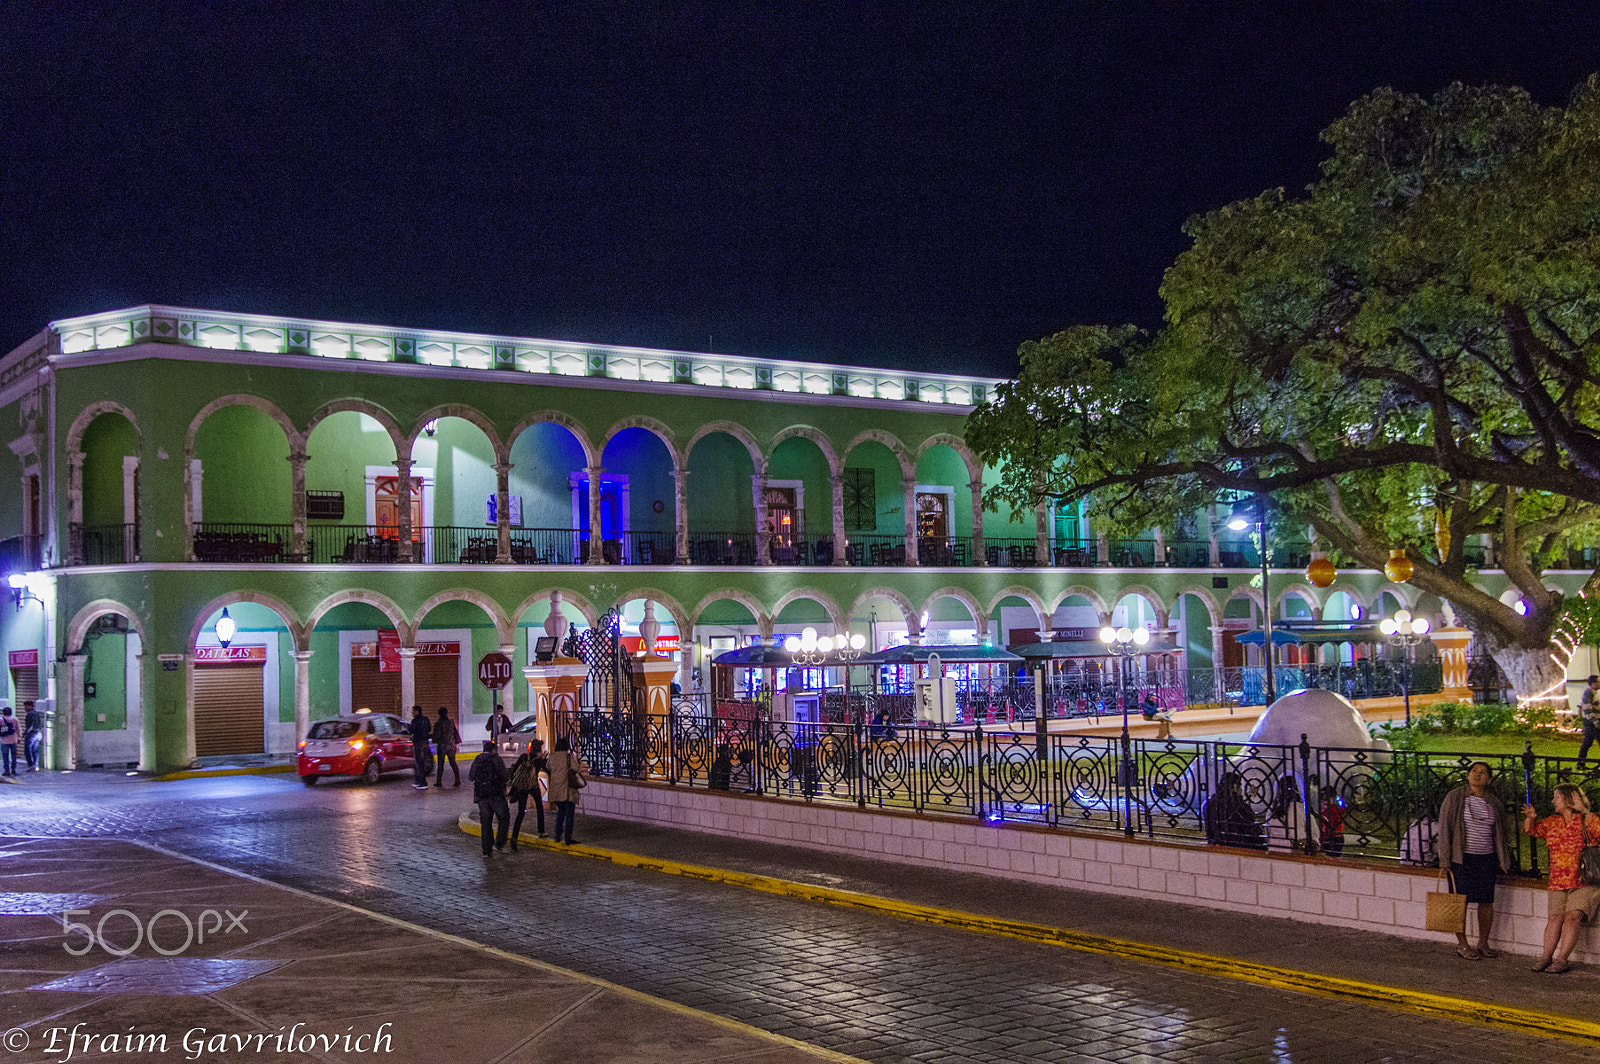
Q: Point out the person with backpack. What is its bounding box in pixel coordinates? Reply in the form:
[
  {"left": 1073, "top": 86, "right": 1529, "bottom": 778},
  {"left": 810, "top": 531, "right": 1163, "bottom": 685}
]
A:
[
  {"left": 407, "top": 705, "right": 432, "bottom": 790},
  {"left": 468, "top": 741, "right": 510, "bottom": 856},
  {"left": 507, "top": 739, "right": 547, "bottom": 848},
  {"left": 432, "top": 707, "right": 461, "bottom": 788},
  {"left": 23, "top": 700, "right": 42, "bottom": 772},
  {"left": 0, "top": 707, "right": 18, "bottom": 776}
]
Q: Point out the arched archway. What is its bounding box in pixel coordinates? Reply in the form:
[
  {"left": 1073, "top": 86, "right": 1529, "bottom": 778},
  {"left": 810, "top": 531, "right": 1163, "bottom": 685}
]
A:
[
  {"left": 686, "top": 429, "right": 759, "bottom": 564},
  {"left": 190, "top": 595, "right": 302, "bottom": 762},
  {"left": 601, "top": 425, "right": 679, "bottom": 564},
  {"left": 187, "top": 397, "right": 299, "bottom": 561},
  {"left": 71, "top": 406, "right": 142, "bottom": 564}
]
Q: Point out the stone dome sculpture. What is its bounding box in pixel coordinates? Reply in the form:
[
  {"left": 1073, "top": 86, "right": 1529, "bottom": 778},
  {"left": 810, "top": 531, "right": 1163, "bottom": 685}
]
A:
[{"left": 1246, "top": 687, "right": 1393, "bottom": 753}]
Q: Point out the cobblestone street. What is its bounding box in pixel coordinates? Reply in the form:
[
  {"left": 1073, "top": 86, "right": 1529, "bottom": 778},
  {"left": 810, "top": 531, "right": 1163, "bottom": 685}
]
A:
[{"left": 2, "top": 772, "right": 1591, "bottom": 1062}]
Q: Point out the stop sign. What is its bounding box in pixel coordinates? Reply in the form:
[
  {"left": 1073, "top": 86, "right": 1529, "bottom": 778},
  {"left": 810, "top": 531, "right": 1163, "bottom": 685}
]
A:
[{"left": 477, "top": 652, "right": 513, "bottom": 690}]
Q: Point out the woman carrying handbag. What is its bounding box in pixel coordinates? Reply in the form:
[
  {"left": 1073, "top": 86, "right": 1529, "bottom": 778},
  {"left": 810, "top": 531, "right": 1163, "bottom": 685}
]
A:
[
  {"left": 545, "top": 736, "right": 587, "bottom": 845},
  {"left": 1437, "top": 761, "right": 1511, "bottom": 960},
  {"left": 1523, "top": 783, "right": 1600, "bottom": 973}
]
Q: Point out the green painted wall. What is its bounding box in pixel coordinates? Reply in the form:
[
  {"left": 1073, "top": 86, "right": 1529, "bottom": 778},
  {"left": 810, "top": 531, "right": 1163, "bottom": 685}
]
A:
[
  {"left": 196, "top": 405, "right": 291, "bottom": 524},
  {"left": 843, "top": 441, "right": 901, "bottom": 534},
  {"left": 0, "top": 398, "right": 21, "bottom": 539},
  {"left": 768, "top": 437, "right": 832, "bottom": 539},
  {"left": 305, "top": 412, "right": 397, "bottom": 527},
  {"left": 82, "top": 629, "right": 127, "bottom": 729},
  {"left": 687, "top": 433, "right": 754, "bottom": 532},
  {"left": 915, "top": 446, "right": 972, "bottom": 537},
  {"left": 81, "top": 414, "right": 138, "bottom": 528}
]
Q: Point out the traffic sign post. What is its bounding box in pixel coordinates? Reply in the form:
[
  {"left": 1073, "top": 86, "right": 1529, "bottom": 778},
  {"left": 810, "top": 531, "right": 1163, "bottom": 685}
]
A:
[{"left": 478, "top": 653, "right": 514, "bottom": 742}]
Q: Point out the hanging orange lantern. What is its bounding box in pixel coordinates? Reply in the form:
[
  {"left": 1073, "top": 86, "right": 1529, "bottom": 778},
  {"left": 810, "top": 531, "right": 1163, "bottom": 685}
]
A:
[
  {"left": 1306, "top": 550, "right": 1336, "bottom": 588},
  {"left": 1384, "top": 548, "right": 1414, "bottom": 583}
]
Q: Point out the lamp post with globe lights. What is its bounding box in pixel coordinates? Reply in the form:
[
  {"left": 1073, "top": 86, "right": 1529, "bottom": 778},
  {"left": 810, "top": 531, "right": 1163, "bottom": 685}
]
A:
[
  {"left": 1228, "top": 494, "right": 1276, "bottom": 704},
  {"left": 1379, "top": 610, "right": 1430, "bottom": 727},
  {"left": 1100, "top": 624, "right": 1150, "bottom": 837}
]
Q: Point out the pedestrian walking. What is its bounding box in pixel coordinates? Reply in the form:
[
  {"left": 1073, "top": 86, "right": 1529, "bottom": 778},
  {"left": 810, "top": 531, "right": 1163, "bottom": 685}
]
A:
[
  {"left": 1578, "top": 676, "right": 1600, "bottom": 765},
  {"left": 507, "top": 739, "right": 547, "bottom": 848},
  {"left": 1438, "top": 761, "right": 1511, "bottom": 960},
  {"left": 23, "top": 700, "right": 42, "bottom": 772},
  {"left": 407, "top": 705, "right": 432, "bottom": 790},
  {"left": 0, "top": 706, "right": 18, "bottom": 776},
  {"left": 469, "top": 741, "right": 510, "bottom": 856},
  {"left": 432, "top": 707, "right": 461, "bottom": 788},
  {"left": 486, "top": 707, "right": 513, "bottom": 739},
  {"left": 546, "top": 736, "right": 587, "bottom": 845},
  {"left": 1524, "top": 783, "right": 1600, "bottom": 973}
]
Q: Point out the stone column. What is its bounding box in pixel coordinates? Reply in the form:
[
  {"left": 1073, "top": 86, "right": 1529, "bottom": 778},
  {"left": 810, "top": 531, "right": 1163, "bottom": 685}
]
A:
[
  {"left": 901, "top": 477, "right": 919, "bottom": 567},
  {"left": 1208, "top": 625, "right": 1228, "bottom": 703},
  {"left": 293, "top": 649, "right": 313, "bottom": 740},
  {"left": 289, "top": 447, "right": 309, "bottom": 562},
  {"left": 394, "top": 457, "right": 415, "bottom": 563},
  {"left": 1095, "top": 518, "right": 1110, "bottom": 567},
  {"left": 1207, "top": 507, "right": 1221, "bottom": 567},
  {"left": 64, "top": 652, "right": 87, "bottom": 769},
  {"left": 969, "top": 479, "right": 986, "bottom": 567},
  {"left": 831, "top": 471, "right": 847, "bottom": 566},
  {"left": 398, "top": 647, "right": 417, "bottom": 715},
  {"left": 182, "top": 652, "right": 198, "bottom": 767},
  {"left": 1153, "top": 526, "right": 1166, "bottom": 567},
  {"left": 753, "top": 472, "right": 771, "bottom": 565},
  {"left": 586, "top": 465, "right": 605, "bottom": 564},
  {"left": 1035, "top": 500, "right": 1051, "bottom": 568},
  {"left": 494, "top": 462, "right": 513, "bottom": 563},
  {"left": 67, "top": 451, "right": 85, "bottom": 565},
  {"left": 672, "top": 469, "right": 691, "bottom": 564}
]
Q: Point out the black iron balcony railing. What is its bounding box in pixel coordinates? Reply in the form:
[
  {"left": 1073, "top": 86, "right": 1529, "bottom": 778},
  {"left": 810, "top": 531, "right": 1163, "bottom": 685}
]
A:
[
  {"left": 554, "top": 703, "right": 1574, "bottom": 870},
  {"left": 80, "top": 524, "right": 139, "bottom": 565},
  {"left": 193, "top": 523, "right": 291, "bottom": 562}
]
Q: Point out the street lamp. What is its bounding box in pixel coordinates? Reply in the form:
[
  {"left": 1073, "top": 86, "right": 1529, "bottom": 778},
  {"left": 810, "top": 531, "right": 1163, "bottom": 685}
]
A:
[
  {"left": 1100, "top": 624, "right": 1150, "bottom": 837},
  {"left": 214, "top": 607, "right": 236, "bottom": 649},
  {"left": 1379, "top": 609, "right": 1430, "bottom": 727},
  {"left": 1228, "top": 494, "right": 1276, "bottom": 704}
]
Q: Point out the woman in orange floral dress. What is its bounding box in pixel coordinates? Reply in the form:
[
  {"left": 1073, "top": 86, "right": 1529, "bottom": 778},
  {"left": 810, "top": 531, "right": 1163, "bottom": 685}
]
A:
[{"left": 1522, "top": 783, "right": 1600, "bottom": 973}]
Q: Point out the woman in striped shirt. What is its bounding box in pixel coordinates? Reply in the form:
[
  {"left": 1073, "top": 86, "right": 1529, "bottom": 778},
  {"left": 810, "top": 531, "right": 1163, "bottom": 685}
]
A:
[{"left": 1437, "top": 761, "right": 1510, "bottom": 960}]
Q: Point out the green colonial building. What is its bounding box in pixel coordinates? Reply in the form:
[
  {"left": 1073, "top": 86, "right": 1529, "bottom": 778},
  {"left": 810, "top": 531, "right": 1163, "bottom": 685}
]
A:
[{"left": 0, "top": 305, "right": 1554, "bottom": 772}]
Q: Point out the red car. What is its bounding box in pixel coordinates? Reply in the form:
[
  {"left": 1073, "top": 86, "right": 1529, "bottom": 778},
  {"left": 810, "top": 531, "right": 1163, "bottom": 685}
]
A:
[{"left": 298, "top": 713, "right": 416, "bottom": 785}]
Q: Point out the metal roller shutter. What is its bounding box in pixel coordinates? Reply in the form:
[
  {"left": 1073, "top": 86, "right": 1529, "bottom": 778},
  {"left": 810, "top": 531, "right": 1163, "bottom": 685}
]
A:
[
  {"left": 415, "top": 655, "right": 459, "bottom": 717},
  {"left": 350, "top": 658, "right": 401, "bottom": 715},
  {"left": 10, "top": 666, "right": 39, "bottom": 704},
  {"left": 193, "top": 664, "right": 264, "bottom": 757}
]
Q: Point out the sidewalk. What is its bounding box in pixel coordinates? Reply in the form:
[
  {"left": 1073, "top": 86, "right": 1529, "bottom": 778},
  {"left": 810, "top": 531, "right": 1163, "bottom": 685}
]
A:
[
  {"left": 0, "top": 836, "right": 860, "bottom": 1064},
  {"left": 462, "top": 808, "right": 1600, "bottom": 1043}
]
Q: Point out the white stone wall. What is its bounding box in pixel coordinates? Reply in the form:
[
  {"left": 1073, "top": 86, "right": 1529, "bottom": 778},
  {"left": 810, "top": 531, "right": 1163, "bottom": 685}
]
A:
[{"left": 582, "top": 779, "right": 1597, "bottom": 963}]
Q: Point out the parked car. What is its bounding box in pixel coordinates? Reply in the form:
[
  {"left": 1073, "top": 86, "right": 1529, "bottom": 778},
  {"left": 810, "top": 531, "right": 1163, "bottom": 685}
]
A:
[
  {"left": 496, "top": 715, "right": 540, "bottom": 758},
  {"left": 298, "top": 712, "right": 416, "bottom": 785}
]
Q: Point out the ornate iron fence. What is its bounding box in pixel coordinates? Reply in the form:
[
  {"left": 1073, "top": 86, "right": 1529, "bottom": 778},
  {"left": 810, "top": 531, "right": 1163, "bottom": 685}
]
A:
[{"left": 551, "top": 704, "right": 1598, "bottom": 870}]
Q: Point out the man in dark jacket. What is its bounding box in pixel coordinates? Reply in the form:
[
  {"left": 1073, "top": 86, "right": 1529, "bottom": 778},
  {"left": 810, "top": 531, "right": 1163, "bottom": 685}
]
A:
[
  {"left": 22, "top": 700, "right": 43, "bottom": 772},
  {"left": 407, "top": 705, "right": 432, "bottom": 790},
  {"left": 469, "top": 741, "right": 510, "bottom": 855}
]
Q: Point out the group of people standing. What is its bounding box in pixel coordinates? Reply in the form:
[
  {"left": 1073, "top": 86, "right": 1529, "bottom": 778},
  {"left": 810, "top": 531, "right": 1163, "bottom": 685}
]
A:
[
  {"left": 0, "top": 701, "right": 43, "bottom": 775},
  {"left": 397, "top": 703, "right": 586, "bottom": 858},
  {"left": 469, "top": 735, "right": 585, "bottom": 856},
  {"left": 1438, "top": 760, "right": 1600, "bottom": 973}
]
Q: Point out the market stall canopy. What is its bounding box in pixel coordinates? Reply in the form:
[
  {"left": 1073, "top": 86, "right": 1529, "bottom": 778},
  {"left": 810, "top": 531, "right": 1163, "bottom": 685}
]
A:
[
  {"left": 1235, "top": 624, "right": 1381, "bottom": 647},
  {"left": 1010, "top": 638, "right": 1182, "bottom": 659},
  {"left": 859, "top": 643, "right": 1023, "bottom": 666},
  {"left": 711, "top": 644, "right": 795, "bottom": 667}
]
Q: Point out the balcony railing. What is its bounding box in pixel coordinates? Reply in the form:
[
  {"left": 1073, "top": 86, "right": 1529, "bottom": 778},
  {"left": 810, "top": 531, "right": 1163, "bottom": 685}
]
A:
[
  {"left": 81, "top": 524, "right": 139, "bottom": 565},
  {"left": 194, "top": 523, "right": 291, "bottom": 562},
  {"left": 554, "top": 703, "right": 1585, "bottom": 868}
]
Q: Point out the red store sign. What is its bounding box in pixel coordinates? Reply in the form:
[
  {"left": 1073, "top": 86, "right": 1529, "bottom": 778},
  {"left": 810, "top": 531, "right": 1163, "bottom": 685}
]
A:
[
  {"left": 353, "top": 632, "right": 460, "bottom": 673},
  {"left": 8, "top": 649, "right": 39, "bottom": 668},
  {"left": 193, "top": 646, "right": 268, "bottom": 663}
]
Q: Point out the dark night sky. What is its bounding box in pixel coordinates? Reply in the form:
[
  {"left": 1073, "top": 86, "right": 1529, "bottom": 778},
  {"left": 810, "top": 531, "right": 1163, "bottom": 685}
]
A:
[{"left": 2, "top": 3, "right": 1596, "bottom": 376}]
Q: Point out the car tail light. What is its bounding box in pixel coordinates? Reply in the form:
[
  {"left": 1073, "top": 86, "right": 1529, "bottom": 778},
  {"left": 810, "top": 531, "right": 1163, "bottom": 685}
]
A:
[{"left": 297, "top": 740, "right": 306, "bottom": 750}]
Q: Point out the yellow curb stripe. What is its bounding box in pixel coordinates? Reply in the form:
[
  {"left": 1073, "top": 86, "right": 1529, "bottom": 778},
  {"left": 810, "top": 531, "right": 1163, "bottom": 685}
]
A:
[
  {"left": 155, "top": 764, "right": 296, "bottom": 781},
  {"left": 121, "top": 834, "right": 868, "bottom": 1064},
  {"left": 460, "top": 816, "right": 1600, "bottom": 1048}
]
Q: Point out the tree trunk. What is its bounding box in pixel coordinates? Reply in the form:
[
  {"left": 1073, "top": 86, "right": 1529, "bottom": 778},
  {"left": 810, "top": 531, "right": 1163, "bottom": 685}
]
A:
[{"left": 1487, "top": 643, "right": 1568, "bottom": 706}]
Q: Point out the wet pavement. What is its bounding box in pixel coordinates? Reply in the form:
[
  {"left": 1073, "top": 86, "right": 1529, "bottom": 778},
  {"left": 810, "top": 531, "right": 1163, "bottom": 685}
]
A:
[{"left": 2, "top": 769, "right": 1596, "bottom": 1062}]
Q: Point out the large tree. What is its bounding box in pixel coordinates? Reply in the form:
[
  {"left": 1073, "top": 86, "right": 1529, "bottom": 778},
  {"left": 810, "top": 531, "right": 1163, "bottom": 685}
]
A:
[{"left": 967, "top": 78, "right": 1600, "bottom": 701}]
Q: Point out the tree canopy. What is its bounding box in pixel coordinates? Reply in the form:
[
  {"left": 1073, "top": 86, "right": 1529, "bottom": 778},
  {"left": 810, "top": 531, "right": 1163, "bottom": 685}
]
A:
[{"left": 967, "top": 77, "right": 1600, "bottom": 699}]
